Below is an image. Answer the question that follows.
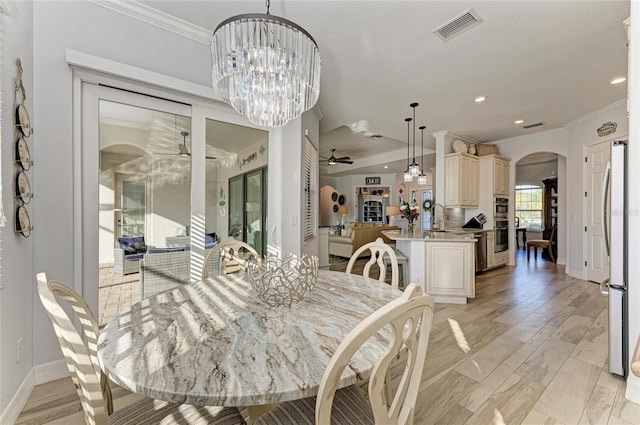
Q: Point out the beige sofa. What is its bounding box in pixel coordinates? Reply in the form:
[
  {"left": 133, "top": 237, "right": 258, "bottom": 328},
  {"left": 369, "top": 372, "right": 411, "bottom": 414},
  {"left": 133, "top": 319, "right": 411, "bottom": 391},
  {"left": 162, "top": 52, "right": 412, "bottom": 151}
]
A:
[{"left": 328, "top": 223, "right": 398, "bottom": 258}]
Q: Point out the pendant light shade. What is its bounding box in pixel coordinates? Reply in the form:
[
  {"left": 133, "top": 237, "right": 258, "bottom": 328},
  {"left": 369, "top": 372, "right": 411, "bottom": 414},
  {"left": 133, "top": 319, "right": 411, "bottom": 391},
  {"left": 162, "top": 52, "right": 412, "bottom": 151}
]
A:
[
  {"left": 417, "top": 125, "right": 427, "bottom": 185},
  {"left": 408, "top": 103, "right": 420, "bottom": 177},
  {"left": 211, "top": 1, "right": 321, "bottom": 128},
  {"left": 403, "top": 117, "right": 413, "bottom": 182}
]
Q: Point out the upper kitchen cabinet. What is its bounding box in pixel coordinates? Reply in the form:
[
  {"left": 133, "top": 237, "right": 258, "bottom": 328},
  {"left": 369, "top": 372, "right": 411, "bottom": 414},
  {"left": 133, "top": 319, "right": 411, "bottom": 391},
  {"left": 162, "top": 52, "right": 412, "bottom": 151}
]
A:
[
  {"left": 445, "top": 153, "right": 479, "bottom": 208},
  {"left": 479, "top": 155, "right": 509, "bottom": 197},
  {"left": 494, "top": 156, "right": 510, "bottom": 196},
  {"left": 479, "top": 155, "right": 510, "bottom": 197}
]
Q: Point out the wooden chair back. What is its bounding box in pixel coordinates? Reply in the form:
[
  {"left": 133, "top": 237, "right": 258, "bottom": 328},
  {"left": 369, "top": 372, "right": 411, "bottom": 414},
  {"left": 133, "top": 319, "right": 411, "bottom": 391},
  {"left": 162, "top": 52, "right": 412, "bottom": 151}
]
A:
[
  {"left": 202, "top": 236, "right": 260, "bottom": 279},
  {"left": 315, "top": 284, "right": 434, "bottom": 424},
  {"left": 346, "top": 237, "right": 399, "bottom": 288},
  {"left": 36, "top": 272, "right": 112, "bottom": 425}
]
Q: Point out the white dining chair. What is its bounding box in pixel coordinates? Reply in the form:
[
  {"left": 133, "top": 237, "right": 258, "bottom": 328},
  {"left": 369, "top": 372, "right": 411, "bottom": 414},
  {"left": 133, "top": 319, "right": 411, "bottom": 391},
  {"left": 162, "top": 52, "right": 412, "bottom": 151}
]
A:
[
  {"left": 202, "top": 237, "right": 260, "bottom": 279},
  {"left": 346, "top": 237, "right": 400, "bottom": 289},
  {"left": 36, "top": 272, "right": 246, "bottom": 425},
  {"left": 254, "top": 283, "right": 435, "bottom": 425}
]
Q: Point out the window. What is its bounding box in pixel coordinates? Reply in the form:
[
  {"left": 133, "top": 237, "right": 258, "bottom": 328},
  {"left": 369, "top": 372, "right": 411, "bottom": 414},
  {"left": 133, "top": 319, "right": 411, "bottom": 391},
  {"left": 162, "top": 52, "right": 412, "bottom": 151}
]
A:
[
  {"left": 303, "top": 135, "right": 318, "bottom": 241},
  {"left": 515, "top": 185, "right": 543, "bottom": 230}
]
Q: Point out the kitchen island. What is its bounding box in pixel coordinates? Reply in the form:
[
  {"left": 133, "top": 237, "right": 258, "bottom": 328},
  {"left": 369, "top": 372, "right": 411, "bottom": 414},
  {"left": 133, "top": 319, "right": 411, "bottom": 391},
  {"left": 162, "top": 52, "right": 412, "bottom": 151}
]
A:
[{"left": 383, "top": 230, "right": 476, "bottom": 304}]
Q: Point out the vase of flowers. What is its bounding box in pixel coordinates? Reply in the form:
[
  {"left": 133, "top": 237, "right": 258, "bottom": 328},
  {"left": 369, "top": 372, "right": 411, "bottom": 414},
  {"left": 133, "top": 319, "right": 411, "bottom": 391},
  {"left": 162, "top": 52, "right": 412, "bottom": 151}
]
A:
[{"left": 400, "top": 201, "right": 420, "bottom": 235}]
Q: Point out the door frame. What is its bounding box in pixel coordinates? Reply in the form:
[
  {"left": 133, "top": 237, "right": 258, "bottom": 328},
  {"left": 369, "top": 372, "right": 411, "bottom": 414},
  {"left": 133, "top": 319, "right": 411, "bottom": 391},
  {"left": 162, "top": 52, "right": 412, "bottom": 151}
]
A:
[{"left": 80, "top": 82, "right": 191, "bottom": 313}]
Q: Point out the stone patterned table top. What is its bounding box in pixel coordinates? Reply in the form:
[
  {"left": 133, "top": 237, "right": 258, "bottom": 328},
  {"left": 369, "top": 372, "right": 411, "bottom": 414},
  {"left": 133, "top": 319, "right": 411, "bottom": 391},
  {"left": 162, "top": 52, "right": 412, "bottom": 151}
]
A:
[{"left": 97, "top": 270, "right": 402, "bottom": 407}]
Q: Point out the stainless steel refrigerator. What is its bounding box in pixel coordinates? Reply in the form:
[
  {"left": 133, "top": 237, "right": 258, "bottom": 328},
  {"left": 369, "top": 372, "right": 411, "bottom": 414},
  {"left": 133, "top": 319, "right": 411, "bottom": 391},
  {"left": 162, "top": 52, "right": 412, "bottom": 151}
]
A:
[{"left": 601, "top": 139, "right": 628, "bottom": 377}]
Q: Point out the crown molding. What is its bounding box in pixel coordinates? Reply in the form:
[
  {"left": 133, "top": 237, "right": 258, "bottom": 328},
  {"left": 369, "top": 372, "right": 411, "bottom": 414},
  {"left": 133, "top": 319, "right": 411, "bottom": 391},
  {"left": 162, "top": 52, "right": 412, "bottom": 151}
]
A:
[
  {"left": 89, "top": 0, "right": 211, "bottom": 45},
  {"left": 563, "top": 98, "right": 627, "bottom": 129}
]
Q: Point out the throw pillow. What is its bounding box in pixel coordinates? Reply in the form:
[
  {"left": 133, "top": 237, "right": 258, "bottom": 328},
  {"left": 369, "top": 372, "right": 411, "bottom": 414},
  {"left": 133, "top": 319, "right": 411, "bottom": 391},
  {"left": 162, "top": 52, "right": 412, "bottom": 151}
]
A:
[{"left": 118, "top": 236, "right": 146, "bottom": 254}]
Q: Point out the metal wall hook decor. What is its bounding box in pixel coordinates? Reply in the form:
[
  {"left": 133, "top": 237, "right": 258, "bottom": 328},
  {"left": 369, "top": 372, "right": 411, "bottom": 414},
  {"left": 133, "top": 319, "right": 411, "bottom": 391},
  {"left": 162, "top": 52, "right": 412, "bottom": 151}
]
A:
[{"left": 13, "top": 58, "right": 34, "bottom": 237}]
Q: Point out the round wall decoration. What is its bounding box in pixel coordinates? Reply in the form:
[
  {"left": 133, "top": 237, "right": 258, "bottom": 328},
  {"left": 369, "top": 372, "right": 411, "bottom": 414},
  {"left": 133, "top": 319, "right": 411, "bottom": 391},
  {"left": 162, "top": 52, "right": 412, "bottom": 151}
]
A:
[
  {"left": 17, "top": 103, "right": 32, "bottom": 137},
  {"left": 338, "top": 194, "right": 346, "bottom": 205},
  {"left": 17, "top": 137, "right": 32, "bottom": 170},
  {"left": 16, "top": 171, "right": 32, "bottom": 204},
  {"left": 16, "top": 205, "right": 31, "bottom": 238},
  {"left": 331, "top": 192, "right": 338, "bottom": 201},
  {"left": 333, "top": 204, "right": 339, "bottom": 213},
  {"left": 423, "top": 198, "right": 433, "bottom": 211}
]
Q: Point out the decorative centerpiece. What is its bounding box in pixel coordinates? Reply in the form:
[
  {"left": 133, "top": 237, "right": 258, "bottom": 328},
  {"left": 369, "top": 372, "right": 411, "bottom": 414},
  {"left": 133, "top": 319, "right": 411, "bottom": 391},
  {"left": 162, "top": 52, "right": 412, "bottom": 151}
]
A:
[
  {"left": 400, "top": 201, "right": 420, "bottom": 235},
  {"left": 247, "top": 254, "right": 319, "bottom": 307}
]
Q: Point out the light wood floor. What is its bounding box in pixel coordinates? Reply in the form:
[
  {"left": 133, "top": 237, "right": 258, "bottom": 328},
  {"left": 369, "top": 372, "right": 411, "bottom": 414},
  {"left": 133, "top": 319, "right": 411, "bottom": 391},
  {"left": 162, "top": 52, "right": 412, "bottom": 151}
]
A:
[{"left": 17, "top": 251, "right": 640, "bottom": 424}]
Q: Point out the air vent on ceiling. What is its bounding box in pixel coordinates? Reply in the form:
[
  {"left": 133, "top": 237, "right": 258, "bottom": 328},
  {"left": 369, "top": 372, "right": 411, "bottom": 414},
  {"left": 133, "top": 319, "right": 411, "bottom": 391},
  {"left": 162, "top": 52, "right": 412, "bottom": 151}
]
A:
[
  {"left": 433, "top": 8, "right": 483, "bottom": 42},
  {"left": 523, "top": 122, "right": 544, "bottom": 129}
]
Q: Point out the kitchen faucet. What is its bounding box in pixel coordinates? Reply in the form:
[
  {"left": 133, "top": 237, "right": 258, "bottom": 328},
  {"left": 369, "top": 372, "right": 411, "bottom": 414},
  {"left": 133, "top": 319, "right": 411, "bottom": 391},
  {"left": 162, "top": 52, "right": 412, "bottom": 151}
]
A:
[{"left": 431, "top": 203, "right": 446, "bottom": 229}]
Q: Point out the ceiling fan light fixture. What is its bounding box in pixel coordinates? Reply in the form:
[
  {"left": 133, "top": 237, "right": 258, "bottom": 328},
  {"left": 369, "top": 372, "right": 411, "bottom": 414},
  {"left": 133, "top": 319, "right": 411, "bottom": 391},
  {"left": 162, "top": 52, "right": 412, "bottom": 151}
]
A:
[{"left": 211, "top": 0, "right": 321, "bottom": 128}]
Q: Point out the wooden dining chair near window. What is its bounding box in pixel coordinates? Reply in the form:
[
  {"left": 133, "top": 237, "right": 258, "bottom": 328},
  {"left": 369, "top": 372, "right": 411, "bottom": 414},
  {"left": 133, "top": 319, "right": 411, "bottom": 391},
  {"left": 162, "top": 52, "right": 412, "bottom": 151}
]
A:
[
  {"left": 346, "top": 237, "right": 400, "bottom": 289},
  {"left": 254, "top": 283, "right": 434, "bottom": 425},
  {"left": 202, "top": 237, "right": 260, "bottom": 279},
  {"left": 526, "top": 225, "right": 556, "bottom": 263},
  {"left": 36, "top": 272, "right": 246, "bottom": 425}
]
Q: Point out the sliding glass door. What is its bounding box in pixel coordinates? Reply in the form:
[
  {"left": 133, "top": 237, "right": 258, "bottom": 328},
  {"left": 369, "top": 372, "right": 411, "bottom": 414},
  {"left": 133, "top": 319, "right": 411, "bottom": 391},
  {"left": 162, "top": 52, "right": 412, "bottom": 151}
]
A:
[{"left": 228, "top": 168, "right": 267, "bottom": 255}]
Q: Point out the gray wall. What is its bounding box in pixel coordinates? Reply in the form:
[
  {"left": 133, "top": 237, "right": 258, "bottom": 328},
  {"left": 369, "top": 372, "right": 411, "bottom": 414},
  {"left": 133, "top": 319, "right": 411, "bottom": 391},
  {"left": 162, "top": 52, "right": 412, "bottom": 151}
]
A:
[{"left": 1, "top": 0, "right": 35, "bottom": 412}]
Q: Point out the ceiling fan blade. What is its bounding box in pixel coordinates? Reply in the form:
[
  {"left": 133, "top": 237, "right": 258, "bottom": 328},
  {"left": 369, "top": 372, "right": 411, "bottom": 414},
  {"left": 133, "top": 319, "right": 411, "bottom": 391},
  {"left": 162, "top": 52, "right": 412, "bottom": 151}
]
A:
[
  {"left": 334, "top": 156, "right": 351, "bottom": 161},
  {"left": 336, "top": 160, "right": 354, "bottom": 164},
  {"left": 206, "top": 156, "right": 217, "bottom": 160}
]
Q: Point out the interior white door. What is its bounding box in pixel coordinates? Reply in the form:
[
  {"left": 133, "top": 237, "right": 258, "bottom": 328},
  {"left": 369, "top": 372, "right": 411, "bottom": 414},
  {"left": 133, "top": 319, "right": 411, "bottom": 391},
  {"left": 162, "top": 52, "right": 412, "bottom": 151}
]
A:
[{"left": 585, "top": 141, "right": 610, "bottom": 283}]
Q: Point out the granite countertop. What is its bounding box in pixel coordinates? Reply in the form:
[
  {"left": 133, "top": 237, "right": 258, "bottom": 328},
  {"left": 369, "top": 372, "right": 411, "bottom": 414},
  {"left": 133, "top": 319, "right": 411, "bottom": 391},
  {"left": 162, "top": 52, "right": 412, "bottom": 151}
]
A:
[{"left": 382, "top": 230, "right": 476, "bottom": 242}]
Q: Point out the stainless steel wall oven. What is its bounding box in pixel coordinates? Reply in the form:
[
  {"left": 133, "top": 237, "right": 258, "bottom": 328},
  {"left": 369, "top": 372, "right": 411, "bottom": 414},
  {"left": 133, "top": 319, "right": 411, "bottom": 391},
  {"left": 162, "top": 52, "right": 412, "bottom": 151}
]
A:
[
  {"left": 495, "top": 197, "right": 509, "bottom": 219},
  {"left": 494, "top": 219, "right": 509, "bottom": 252}
]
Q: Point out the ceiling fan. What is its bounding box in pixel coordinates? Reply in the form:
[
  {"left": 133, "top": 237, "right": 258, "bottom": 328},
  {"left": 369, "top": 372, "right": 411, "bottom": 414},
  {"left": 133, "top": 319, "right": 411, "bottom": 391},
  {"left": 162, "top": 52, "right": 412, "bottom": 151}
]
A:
[
  {"left": 155, "top": 131, "right": 217, "bottom": 160},
  {"left": 320, "top": 148, "right": 353, "bottom": 165}
]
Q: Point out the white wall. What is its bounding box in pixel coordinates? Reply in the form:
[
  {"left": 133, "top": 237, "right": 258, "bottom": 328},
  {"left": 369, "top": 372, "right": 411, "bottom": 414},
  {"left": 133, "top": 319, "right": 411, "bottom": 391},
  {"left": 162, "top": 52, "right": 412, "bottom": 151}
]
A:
[
  {"left": 333, "top": 173, "right": 397, "bottom": 223},
  {"left": 0, "top": 0, "right": 35, "bottom": 414},
  {"left": 493, "top": 102, "right": 629, "bottom": 271},
  {"left": 17, "top": 0, "right": 314, "bottom": 389}
]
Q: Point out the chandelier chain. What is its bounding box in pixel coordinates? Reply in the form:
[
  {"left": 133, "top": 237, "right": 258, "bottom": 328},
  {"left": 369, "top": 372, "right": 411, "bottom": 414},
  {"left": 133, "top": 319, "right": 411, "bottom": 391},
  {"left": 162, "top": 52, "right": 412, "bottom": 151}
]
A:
[{"left": 265, "top": 0, "right": 271, "bottom": 15}]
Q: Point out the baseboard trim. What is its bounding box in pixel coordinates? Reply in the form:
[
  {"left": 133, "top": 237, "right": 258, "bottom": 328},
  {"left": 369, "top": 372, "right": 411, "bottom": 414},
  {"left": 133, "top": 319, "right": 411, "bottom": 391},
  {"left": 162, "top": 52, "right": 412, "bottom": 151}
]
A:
[
  {"left": 34, "top": 359, "right": 69, "bottom": 385},
  {"left": 0, "top": 360, "right": 69, "bottom": 424},
  {"left": 565, "top": 267, "right": 584, "bottom": 279},
  {"left": 0, "top": 369, "right": 34, "bottom": 425}
]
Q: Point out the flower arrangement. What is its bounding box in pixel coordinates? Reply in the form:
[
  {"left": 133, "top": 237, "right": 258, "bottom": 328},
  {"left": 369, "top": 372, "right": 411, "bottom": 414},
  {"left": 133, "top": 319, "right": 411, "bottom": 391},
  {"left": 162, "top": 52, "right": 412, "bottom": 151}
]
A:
[{"left": 400, "top": 201, "right": 420, "bottom": 224}]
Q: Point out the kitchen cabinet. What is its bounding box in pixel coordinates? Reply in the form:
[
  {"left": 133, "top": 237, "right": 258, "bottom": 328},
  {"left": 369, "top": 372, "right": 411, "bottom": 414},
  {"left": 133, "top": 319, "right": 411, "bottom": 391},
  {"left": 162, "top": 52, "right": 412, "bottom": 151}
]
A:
[
  {"left": 478, "top": 155, "right": 510, "bottom": 198},
  {"left": 425, "top": 241, "right": 475, "bottom": 301},
  {"left": 486, "top": 230, "right": 509, "bottom": 268},
  {"left": 445, "top": 153, "right": 479, "bottom": 208},
  {"left": 494, "top": 157, "right": 510, "bottom": 196}
]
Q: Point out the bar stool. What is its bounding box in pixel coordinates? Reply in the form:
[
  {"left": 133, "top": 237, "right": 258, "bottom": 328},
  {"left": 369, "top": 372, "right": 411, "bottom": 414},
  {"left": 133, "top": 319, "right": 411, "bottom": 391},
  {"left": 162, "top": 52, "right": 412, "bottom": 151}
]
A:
[{"left": 384, "top": 247, "right": 408, "bottom": 289}]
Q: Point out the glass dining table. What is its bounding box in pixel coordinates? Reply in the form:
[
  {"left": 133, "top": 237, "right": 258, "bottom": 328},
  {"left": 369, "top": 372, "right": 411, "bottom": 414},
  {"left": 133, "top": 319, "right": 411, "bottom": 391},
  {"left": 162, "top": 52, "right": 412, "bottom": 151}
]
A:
[{"left": 97, "top": 270, "right": 402, "bottom": 413}]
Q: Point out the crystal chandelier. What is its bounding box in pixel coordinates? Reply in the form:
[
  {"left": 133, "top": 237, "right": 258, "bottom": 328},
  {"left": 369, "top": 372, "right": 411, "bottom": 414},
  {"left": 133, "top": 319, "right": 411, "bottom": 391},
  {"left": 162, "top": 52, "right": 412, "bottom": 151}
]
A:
[
  {"left": 418, "top": 125, "right": 428, "bottom": 185},
  {"left": 211, "top": 0, "right": 321, "bottom": 128},
  {"left": 403, "top": 117, "right": 413, "bottom": 182},
  {"left": 408, "top": 103, "right": 420, "bottom": 177}
]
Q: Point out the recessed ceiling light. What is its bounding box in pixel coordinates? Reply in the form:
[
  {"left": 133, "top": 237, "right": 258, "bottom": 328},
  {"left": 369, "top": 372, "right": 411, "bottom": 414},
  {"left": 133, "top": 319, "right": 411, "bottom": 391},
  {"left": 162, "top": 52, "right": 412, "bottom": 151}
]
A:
[
  {"left": 514, "top": 119, "right": 524, "bottom": 124},
  {"left": 610, "top": 77, "right": 627, "bottom": 85},
  {"left": 474, "top": 95, "right": 487, "bottom": 103},
  {"left": 384, "top": 165, "right": 389, "bottom": 169}
]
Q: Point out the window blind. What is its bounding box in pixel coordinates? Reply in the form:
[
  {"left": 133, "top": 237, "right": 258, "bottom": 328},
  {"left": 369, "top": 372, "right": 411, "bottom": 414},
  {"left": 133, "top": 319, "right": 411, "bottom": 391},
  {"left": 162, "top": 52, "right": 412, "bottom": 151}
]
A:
[{"left": 303, "top": 136, "right": 318, "bottom": 241}]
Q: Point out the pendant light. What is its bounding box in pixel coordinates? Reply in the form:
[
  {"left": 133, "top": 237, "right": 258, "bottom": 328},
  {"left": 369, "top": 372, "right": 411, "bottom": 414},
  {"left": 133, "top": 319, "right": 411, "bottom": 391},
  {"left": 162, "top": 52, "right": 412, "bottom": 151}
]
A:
[
  {"left": 403, "top": 117, "right": 413, "bottom": 182},
  {"left": 409, "top": 103, "right": 420, "bottom": 177},
  {"left": 418, "top": 125, "right": 428, "bottom": 185},
  {"left": 211, "top": 0, "right": 321, "bottom": 128}
]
